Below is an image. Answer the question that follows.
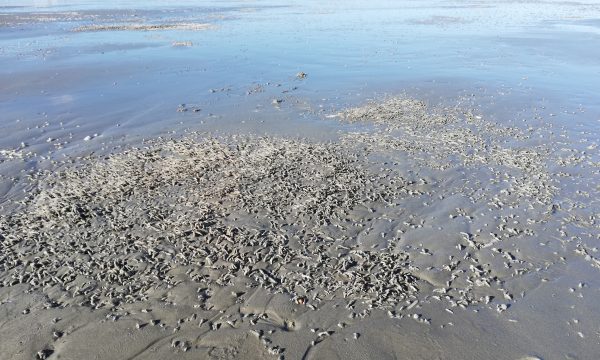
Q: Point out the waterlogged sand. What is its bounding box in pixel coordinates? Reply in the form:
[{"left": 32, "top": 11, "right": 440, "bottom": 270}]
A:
[
  {"left": 0, "top": 8, "right": 218, "bottom": 32},
  {"left": 1, "top": 97, "right": 599, "bottom": 359},
  {"left": 72, "top": 23, "right": 213, "bottom": 33}
]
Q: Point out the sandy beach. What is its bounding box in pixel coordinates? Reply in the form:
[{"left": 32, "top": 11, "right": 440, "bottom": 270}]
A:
[
  {"left": 2, "top": 96, "right": 599, "bottom": 359},
  {"left": 1, "top": 1, "right": 600, "bottom": 359}
]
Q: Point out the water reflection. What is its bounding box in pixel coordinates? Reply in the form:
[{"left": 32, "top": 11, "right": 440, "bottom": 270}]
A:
[{"left": 0, "top": 0, "right": 599, "bottom": 148}]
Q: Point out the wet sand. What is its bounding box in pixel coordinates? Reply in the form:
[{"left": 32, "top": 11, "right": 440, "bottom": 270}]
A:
[
  {"left": 1, "top": 97, "right": 599, "bottom": 359},
  {"left": 1, "top": 1, "right": 600, "bottom": 359}
]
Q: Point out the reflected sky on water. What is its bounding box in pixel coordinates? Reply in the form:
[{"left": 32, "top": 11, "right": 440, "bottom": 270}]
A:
[{"left": 1, "top": 0, "right": 599, "bottom": 148}]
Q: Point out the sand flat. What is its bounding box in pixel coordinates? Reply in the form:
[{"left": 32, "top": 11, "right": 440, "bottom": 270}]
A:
[
  {"left": 1, "top": 1, "right": 600, "bottom": 359},
  {"left": 2, "top": 97, "right": 599, "bottom": 359}
]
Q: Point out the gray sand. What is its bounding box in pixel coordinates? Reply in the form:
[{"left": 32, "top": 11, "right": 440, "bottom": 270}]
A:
[
  {"left": 2, "top": 1, "right": 600, "bottom": 358},
  {"left": 1, "top": 97, "right": 598, "bottom": 359}
]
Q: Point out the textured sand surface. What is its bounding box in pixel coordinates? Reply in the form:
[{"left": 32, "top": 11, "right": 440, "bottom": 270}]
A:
[
  {"left": 1, "top": 97, "right": 598, "bottom": 359},
  {"left": 2, "top": 1, "right": 600, "bottom": 358}
]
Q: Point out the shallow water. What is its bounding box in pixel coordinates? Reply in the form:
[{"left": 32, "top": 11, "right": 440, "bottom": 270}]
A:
[{"left": 1, "top": 0, "right": 599, "bottom": 149}]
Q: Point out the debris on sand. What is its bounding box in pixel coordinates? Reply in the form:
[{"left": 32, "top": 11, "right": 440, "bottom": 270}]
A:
[
  {"left": 172, "top": 41, "right": 193, "bottom": 47},
  {"left": 73, "top": 23, "right": 213, "bottom": 32},
  {"left": 340, "top": 97, "right": 557, "bottom": 205},
  {"left": 1, "top": 95, "right": 598, "bottom": 359},
  {"left": 0, "top": 136, "right": 418, "bottom": 310}
]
